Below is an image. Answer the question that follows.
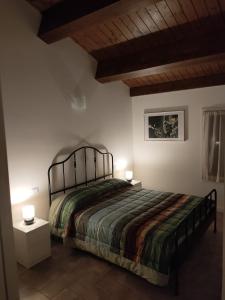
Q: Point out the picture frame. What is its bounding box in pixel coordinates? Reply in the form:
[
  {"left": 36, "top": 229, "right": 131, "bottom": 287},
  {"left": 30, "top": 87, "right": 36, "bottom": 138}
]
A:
[{"left": 144, "top": 111, "right": 184, "bottom": 141}]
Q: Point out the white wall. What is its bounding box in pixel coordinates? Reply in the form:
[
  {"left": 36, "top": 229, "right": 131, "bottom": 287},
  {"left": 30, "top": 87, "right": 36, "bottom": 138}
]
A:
[
  {"left": 0, "top": 0, "right": 133, "bottom": 222},
  {"left": 132, "top": 86, "right": 225, "bottom": 211},
  {"left": 223, "top": 170, "right": 225, "bottom": 300},
  {"left": 0, "top": 84, "right": 19, "bottom": 299}
]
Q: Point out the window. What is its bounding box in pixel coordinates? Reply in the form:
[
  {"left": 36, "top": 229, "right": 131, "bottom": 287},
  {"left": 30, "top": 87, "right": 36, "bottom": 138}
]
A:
[{"left": 202, "top": 110, "right": 225, "bottom": 183}]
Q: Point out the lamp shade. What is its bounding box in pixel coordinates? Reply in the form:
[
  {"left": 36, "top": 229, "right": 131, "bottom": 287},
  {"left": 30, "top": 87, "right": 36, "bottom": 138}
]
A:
[
  {"left": 125, "top": 170, "right": 133, "bottom": 182},
  {"left": 22, "top": 205, "right": 35, "bottom": 225}
]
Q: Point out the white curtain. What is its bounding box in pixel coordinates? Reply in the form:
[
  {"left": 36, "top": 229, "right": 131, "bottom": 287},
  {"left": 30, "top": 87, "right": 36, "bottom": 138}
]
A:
[{"left": 202, "top": 110, "right": 225, "bottom": 183}]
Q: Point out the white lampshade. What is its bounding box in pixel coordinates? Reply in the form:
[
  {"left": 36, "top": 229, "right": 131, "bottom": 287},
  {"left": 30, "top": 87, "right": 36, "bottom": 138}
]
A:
[
  {"left": 125, "top": 170, "right": 133, "bottom": 181},
  {"left": 22, "top": 205, "right": 35, "bottom": 225}
]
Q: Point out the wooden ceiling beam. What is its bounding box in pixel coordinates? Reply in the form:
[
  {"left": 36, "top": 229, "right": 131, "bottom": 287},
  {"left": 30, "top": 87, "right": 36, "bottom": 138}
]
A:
[
  {"left": 39, "top": 0, "right": 157, "bottom": 44},
  {"left": 91, "top": 15, "right": 225, "bottom": 61},
  {"left": 130, "top": 73, "right": 225, "bottom": 97},
  {"left": 96, "top": 33, "right": 225, "bottom": 83}
]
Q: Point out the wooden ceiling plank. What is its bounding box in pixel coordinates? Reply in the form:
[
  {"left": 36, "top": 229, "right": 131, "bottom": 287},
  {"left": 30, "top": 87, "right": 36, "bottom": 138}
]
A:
[
  {"left": 216, "top": 62, "right": 224, "bottom": 73},
  {"left": 39, "top": 0, "right": 161, "bottom": 43},
  {"left": 205, "top": 0, "right": 225, "bottom": 29},
  {"left": 185, "top": 67, "right": 195, "bottom": 78},
  {"left": 128, "top": 12, "right": 151, "bottom": 35},
  {"left": 96, "top": 32, "right": 225, "bottom": 82},
  {"left": 178, "top": 70, "right": 186, "bottom": 80},
  {"left": 164, "top": 0, "right": 198, "bottom": 39},
  {"left": 203, "top": 63, "right": 211, "bottom": 74},
  {"left": 72, "top": 32, "right": 99, "bottom": 51},
  {"left": 181, "top": 68, "right": 190, "bottom": 79},
  {"left": 134, "top": 78, "right": 144, "bottom": 86},
  {"left": 178, "top": 0, "right": 204, "bottom": 36},
  {"left": 150, "top": 74, "right": 161, "bottom": 83},
  {"left": 214, "top": 63, "right": 221, "bottom": 73},
  {"left": 200, "top": 64, "right": 210, "bottom": 76},
  {"left": 155, "top": 1, "right": 178, "bottom": 28},
  {"left": 149, "top": 74, "right": 158, "bottom": 83},
  {"left": 165, "top": 0, "right": 188, "bottom": 25},
  {"left": 206, "top": 0, "right": 221, "bottom": 15},
  {"left": 178, "top": 0, "right": 198, "bottom": 22},
  {"left": 170, "top": 70, "right": 180, "bottom": 81},
  {"left": 136, "top": 76, "right": 149, "bottom": 85},
  {"left": 162, "top": 73, "right": 170, "bottom": 82},
  {"left": 184, "top": 68, "right": 192, "bottom": 79},
  {"left": 130, "top": 73, "right": 225, "bottom": 96},
  {"left": 121, "top": 14, "right": 143, "bottom": 38},
  {"left": 98, "top": 23, "right": 122, "bottom": 45},
  {"left": 106, "top": 21, "right": 128, "bottom": 43},
  {"left": 146, "top": 4, "right": 169, "bottom": 31},
  {"left": 137, "top": 8, "right": 159, "bottom": 33},
  {"left": 164, "top": 73, "right": 172, "bottom": 82},
  {"left": 195, "top": 65, "right": 204, "bottom": 77},
  {"left": 71, "top": 35, "right": 90, "bottom": 52},
  {"left": 220, "top": 62, "right": 225, "bottom": 72},
  {"left": 191, "top": 0, "right": 209, "bottom": 18},
  {"left": 189, "top": 65, "right": 198, "bottom": 77},
  {"left": 219, "top": 0, "right": 225, "bottom": 11},
  {"left": 199, "top": 65, "right": 207, "bottom": 76},
  {"left": 113, "top": 17, "right": 135, "bottom": 39},
  {"left": 194, "top": 65, "right": 204, "bottom": 77},
  {"left": 93, "top": 27, "right": 114, "bottom": 48},
  {"left": 164, "top": 71, "right": 174, "bottom": 81},
  {"left": 207, "top": 63, "right": 215, "bottom": 75},
  {"left": 80, "top": 27, "right": 110, "bottom": 50},
  {"left": 146, "top": 76, "right": 154, "bottom": 84},
  {"left": 214, "top": 62, "right": 222, "bottom": 73},
  {"left": 96, "top": 24, "right": 114, "bottom": 47}
]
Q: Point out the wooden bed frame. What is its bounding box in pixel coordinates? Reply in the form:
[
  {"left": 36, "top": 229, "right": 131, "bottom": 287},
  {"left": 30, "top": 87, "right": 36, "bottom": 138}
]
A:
[{"left": 48, "top": 146, "right": 217, "bottom": 296}]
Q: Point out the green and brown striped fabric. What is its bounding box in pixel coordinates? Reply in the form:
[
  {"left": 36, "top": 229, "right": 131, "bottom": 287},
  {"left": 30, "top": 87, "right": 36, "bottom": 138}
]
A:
[{"left": 49, "top": 179, "right": 213, "bottom": 284}]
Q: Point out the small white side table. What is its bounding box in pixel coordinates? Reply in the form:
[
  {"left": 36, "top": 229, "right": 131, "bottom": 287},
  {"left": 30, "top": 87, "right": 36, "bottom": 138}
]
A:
[
  {"left": 13, "top": 218, "right": 51, "bottom": 268},
  {"left": 130, "top": 180, "right": 142, "bottom": 190}
]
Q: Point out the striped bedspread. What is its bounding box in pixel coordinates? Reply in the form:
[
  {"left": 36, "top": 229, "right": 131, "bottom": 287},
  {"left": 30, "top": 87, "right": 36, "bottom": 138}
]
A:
[{"left": 49, "top": 178, "right": 212, "bottom": 286}]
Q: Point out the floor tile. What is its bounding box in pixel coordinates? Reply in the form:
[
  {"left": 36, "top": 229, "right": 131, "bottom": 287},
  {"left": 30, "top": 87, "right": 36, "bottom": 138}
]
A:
[{"left": 18, "top": 213, "right": 223, "bottom": 300}]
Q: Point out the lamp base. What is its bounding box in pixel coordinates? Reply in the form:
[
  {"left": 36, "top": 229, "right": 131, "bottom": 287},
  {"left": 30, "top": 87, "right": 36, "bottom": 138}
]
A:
[{"left": 24, "top": 218, "right": 34, "bottom": 225}]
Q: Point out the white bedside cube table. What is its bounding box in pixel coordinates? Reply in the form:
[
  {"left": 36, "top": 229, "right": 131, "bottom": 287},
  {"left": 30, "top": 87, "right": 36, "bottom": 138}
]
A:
[
  {"left": 130, "top": 180, "right": 142, "bottom": 190},
  {"left": 13, "top": 218, "right": 51, "bottom": 268}
]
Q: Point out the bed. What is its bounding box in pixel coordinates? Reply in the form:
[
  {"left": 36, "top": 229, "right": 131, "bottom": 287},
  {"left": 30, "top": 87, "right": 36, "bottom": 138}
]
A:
[{"left": 48, "top": 146, "right": 217, "bottom": 295}]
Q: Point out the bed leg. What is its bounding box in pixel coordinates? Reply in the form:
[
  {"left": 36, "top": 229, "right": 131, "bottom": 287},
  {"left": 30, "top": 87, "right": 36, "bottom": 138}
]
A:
[
  {"left": 172, "top": 232, "right": 179, "bottom": 296},
  {"left": 174, "top": 269, "right": 178, "bottom": 296},
  {"left": 170, "top": 268, "right": 178, "bottom": 296},
  {"left": 213, "top": 189, "right": 217, "bottom": 234},
  {"left": 214, "top": 212, "right": 217, "bottom": 233}
]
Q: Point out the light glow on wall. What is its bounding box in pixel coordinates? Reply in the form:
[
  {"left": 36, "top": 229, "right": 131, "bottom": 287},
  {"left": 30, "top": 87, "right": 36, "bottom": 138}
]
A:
[
  {"left": 11, "top": 187, "right": 34, "bottom": 205},
  {"left": 115, "top": 159, "right": 128, "bottom": 171}
]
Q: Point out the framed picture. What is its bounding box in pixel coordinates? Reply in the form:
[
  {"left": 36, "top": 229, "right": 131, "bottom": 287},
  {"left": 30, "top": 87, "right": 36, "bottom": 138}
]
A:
[{"left": 144, "top": 111, "right": 184, "bottom": 141}]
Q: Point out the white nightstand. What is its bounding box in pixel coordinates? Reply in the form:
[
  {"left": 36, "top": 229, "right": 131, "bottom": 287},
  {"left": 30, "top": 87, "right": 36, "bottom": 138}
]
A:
[
  {"left": 130, "top": 180, "right": 142, "bottom": 190},
  {"left": 13, "top": 218, "right": 51, "bottom": 268}
]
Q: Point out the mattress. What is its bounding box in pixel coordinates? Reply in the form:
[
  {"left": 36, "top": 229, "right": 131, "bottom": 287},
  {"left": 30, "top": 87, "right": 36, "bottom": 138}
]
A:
[{"left": 49, "top": 178, "right": 214, "bottom": 286}]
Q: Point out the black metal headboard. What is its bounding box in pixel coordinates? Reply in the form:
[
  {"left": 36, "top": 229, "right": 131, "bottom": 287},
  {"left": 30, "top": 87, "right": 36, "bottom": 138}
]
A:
[{"left": 48, "top": 146, "right": 114, "bottom": 205}]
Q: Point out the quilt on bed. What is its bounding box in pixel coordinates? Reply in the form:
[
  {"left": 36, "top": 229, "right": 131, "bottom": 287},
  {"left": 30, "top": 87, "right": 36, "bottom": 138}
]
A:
[{"left": 49, "top": 178, "right": 214, "bottom": 286}]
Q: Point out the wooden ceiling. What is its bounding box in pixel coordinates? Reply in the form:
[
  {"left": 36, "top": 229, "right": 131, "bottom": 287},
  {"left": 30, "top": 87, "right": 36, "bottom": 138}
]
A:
[{"left": 27, "top": 0, "right": 225, "bottom": 96}]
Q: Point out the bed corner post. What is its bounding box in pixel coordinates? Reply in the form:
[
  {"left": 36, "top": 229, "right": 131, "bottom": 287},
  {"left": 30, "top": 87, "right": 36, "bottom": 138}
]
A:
[
  {"left": 174, "top": 269, "right": 178, "bottom": 296},
  {"left": 213, "top": 189, "right": 217, "bottom": 233},
  {"left": 48, "top": 167, "right": 52, "bottom": 207},
  {"left": 171, "top": 231, "right": 179, "bottom": 296},
  {"left": 173, "top": 253, "right": 179, "bottom": 295},
  {"left": 111, "top": 154, "right": 114, "bottom": 178}
]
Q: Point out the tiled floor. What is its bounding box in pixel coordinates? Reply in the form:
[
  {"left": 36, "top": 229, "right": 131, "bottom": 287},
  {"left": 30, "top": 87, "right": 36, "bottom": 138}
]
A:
[{"left": 18, "top": 214, "right": 222, "bottom": 300}]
